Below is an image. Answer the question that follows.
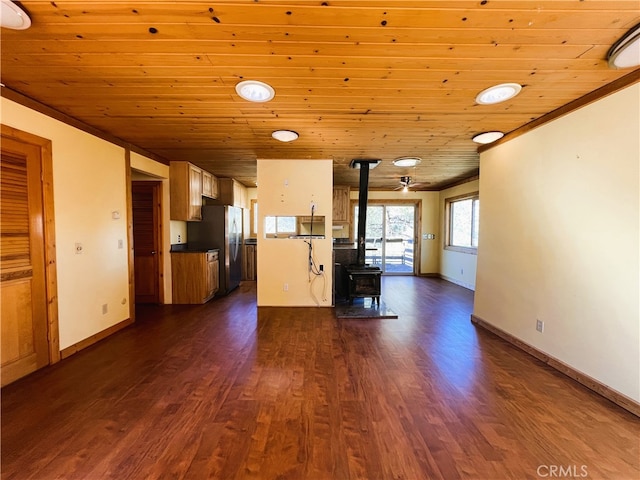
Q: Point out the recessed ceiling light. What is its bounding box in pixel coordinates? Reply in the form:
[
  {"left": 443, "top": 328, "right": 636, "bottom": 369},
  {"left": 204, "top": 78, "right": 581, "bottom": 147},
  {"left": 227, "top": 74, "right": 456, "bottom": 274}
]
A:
[
  {"left": 472, "top": 131, "right": 505, "bottom": 144},
  {"left": 475, "top": 83, "right": 522, "bottom": 105},
  {"left": 272, "top": 130, "right": 299, "bottom": 142},
  {"left": 235, "top": 80, "right": 275, "bottom": 102},
  {"left": 1, "top": 0, "right": 31, "bottom": 30},
  {"left": 608, "top": 22, "right": 640, "bottom": 69},
  {"left": 393, "top": 157, "right": 422, "bottom": 167}
]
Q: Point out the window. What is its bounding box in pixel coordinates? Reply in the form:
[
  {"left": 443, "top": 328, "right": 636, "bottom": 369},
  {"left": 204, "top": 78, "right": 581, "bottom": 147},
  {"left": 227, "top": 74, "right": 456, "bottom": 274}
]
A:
[
  {"left": 264, "top": 216, "right": 297, "bottom": 237},
  {"left": 445, "top": 193, "right": 479, "bottom": 254}
]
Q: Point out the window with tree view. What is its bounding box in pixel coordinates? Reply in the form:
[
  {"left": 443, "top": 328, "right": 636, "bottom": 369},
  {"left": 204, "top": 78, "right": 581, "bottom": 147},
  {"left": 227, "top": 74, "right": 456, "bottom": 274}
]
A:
[
  {"left": 446, "top": 194, "right": 479, "bottom": 253},
  {"left": 264, "top": 216, "right": 296, "bottom": 237}
]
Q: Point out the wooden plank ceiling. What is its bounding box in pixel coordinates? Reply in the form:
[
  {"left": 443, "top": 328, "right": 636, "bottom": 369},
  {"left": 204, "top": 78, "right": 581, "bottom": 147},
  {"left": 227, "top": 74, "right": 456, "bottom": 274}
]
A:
[{"left": 1, "top": 1, "right": 639, "bottom": 190}]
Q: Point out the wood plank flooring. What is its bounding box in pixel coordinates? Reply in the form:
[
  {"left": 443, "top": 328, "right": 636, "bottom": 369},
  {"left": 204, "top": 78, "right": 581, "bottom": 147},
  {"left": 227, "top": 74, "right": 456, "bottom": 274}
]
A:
[{"left": 2, "top": 277, "right": 639, "bottom": 479}]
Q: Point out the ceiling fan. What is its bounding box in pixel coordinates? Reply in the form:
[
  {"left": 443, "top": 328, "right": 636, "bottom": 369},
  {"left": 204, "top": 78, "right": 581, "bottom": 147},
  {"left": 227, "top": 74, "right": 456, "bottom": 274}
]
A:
[{"left": 394, "top": 176, "right": 428, "bottom": 192}]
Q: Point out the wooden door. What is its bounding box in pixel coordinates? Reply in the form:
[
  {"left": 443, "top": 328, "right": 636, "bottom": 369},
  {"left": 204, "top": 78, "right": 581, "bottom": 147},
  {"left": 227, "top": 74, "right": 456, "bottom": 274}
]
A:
[
  {"left": 1, "top": 137, "right": 50, "bottom": 386},
  {"left": 132, "top": 181, "right": 160, "bottom": 304}
]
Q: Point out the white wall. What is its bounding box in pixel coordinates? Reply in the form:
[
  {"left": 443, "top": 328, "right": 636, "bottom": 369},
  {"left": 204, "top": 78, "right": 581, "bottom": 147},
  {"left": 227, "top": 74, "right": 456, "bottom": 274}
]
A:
[
  {"left": 1, "top": 97, "right": 130, "bottom": 349},
  {"left": 439, "top": 179, "right": 479, "bottom": 289},
  {"left": 169, "top": 220, "right": 187, "bottom": 245},
  {"left": 473, "top": 84, "right": 640, "bottom": 402},
  {"left": 256, "top": 159, "right": 333, "bottom": 307}
]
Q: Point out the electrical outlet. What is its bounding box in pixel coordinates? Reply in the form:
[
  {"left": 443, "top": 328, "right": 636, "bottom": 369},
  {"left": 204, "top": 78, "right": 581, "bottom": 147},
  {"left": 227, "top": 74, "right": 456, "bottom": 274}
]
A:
[
  {"left": 118, "top": 239, "right": 124, "bottom": 249},
  {"left": 536, "top": 319, "right": 544, "bottom": 333},
  {"left": 75, "top": 242, "right": 83, "bottom": 254},
  {"left": 319, "top": 264, "right": 324, "bottom": 271},
  {"left": 177, "top": 234, "right": 182, "bottom": 243},
  {"left": 283, "top": 283, "right": 289, "bottom": 292},
  {"left": 102, "top": 303, "right": 108, "bottom": 314}
]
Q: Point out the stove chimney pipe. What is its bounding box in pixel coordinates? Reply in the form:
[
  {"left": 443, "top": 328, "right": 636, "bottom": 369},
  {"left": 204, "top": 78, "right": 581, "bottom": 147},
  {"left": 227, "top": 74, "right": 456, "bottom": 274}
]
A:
[{"left": 349, "top": 158, "right": 381, "bottom": 266}]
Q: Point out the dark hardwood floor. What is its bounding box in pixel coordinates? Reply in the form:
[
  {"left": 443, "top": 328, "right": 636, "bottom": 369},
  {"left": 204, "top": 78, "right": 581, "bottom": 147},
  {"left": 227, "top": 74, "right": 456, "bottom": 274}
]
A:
[{"left": 2, "top": 277, "right": 638, "bottom": 479}]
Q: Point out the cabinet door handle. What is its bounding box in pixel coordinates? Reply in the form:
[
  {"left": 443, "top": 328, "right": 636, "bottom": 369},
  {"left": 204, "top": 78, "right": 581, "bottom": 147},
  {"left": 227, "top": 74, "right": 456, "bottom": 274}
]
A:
[{"left": 151, "top": 251, "right": 156, "bottom": 255}]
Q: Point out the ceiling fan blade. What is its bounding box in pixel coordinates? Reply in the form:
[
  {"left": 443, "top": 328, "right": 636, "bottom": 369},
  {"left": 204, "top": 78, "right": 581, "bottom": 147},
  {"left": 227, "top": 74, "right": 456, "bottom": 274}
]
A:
[{"left": 407, "top": 181, "right": 430, "bottom": 190}]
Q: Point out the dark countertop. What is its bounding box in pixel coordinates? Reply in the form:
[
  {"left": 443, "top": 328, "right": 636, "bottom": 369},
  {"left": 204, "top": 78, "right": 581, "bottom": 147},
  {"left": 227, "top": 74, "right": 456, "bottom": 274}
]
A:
[{"left": 170, "top": 244, "right": 219, "bottom": 253}]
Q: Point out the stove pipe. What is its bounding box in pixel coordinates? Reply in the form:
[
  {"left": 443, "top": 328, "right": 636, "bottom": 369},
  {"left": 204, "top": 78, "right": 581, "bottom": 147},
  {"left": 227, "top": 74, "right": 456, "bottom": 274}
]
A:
[{"left": 349, "top": 158, "right": 381, "bottom": 266}]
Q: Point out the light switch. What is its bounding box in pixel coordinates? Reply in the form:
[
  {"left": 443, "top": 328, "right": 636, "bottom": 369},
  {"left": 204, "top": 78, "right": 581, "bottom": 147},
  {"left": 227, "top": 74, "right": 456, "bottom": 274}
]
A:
[{"left": 112, "top": 211, "right": 121, "bottom": 220}]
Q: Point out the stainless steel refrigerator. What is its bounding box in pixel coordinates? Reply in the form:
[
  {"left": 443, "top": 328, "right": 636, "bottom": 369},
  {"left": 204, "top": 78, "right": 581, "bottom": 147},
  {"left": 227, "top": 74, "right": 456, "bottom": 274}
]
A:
[{"left": 187, "top": 205, "right": 243, "bottom": 295}]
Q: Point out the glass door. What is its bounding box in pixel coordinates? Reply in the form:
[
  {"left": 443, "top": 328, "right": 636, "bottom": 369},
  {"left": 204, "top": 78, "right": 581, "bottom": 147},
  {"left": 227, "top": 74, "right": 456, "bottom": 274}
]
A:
[
  {"left": 363, "top": 205, "right": 383, "bottom": 268},
  {"left": 383, "top": 205, "right": 415, "bottom": 274},
  {"left": 354, "top": 204, "right": 416, "bottom": 275}
]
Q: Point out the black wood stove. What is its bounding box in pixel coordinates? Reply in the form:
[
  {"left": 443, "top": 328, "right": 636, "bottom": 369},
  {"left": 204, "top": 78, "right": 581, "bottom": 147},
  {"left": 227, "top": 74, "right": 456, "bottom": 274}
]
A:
[
  {"left": 346, "top": 158, "right": 382, "bottom": 305},
  {"left": 346, "top": 265, "right": 382, "bottom": 305}
]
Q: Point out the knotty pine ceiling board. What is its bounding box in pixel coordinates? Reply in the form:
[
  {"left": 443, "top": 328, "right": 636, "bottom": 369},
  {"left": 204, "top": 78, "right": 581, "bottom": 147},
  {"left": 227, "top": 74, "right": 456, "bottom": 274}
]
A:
[{"left": 1, "top": 1, "right": 639, "bottom": 190}]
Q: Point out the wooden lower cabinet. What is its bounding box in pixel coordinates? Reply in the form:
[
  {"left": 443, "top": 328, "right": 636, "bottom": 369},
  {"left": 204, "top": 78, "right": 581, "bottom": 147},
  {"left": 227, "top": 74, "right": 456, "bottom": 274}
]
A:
[
  {"left": 171, "top": 251, "right": 219, "bottom": 304},
  {"left": 243, "top": 244, "right": 256, "bottom": 281},
  {"left": 206, "top": 251, "right": 219, "bottom": 299}
]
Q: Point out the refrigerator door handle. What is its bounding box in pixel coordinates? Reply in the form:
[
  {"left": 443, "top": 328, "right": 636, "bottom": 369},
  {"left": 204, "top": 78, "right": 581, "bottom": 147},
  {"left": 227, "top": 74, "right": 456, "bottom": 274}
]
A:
[{"left": 231, "top": 217, "right": 240, "bottom": 262}]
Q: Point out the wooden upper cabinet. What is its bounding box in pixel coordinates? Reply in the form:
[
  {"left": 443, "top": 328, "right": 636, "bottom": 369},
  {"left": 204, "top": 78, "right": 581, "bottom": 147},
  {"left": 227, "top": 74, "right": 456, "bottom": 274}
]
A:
[
  {"left": 170, "top": 161, "right": 203, "bottom": 221},
  {"left": 211, "top": 173, "right": 219, "bottom": 199},
  {"left": 210, "top": 178, "right": 247, "bottom": 208},
  {"left": 201, "top": 170, "right": 218, "bottom": 199},
  {"left": 333, "top": 185, "right": 350, "bottom": 223}
]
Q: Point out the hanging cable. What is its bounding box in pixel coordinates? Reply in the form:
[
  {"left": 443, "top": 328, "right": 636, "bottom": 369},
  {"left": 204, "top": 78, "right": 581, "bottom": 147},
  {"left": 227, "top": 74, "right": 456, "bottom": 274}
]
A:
[
  {"left": 309, "top": 270, "right": 328, "bottom": 306},
  {"left": 305, "top": 203, "right": 323, "bottom": 278},
  {"left": 305, "top": 202, "right": 327, "bottom": 304}
]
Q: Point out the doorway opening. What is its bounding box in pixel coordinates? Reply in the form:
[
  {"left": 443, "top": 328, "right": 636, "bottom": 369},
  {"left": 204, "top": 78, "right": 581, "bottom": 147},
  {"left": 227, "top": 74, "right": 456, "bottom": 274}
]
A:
[
  {"left": 353, "top": 202, "right": 419, "bottom": 275},
  {"left": 131, "top": 180, "right": 163, "bottom": 304}
]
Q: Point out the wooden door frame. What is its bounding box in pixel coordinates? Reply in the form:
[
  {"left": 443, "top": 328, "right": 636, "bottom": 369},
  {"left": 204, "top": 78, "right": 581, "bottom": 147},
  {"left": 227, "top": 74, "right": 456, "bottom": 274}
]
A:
[
  {"left": 1, "top": 124, "right": 60, "bottom": 365},
  {"left": 131, "top": 179, "right": 164, "bottom": 305}
]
